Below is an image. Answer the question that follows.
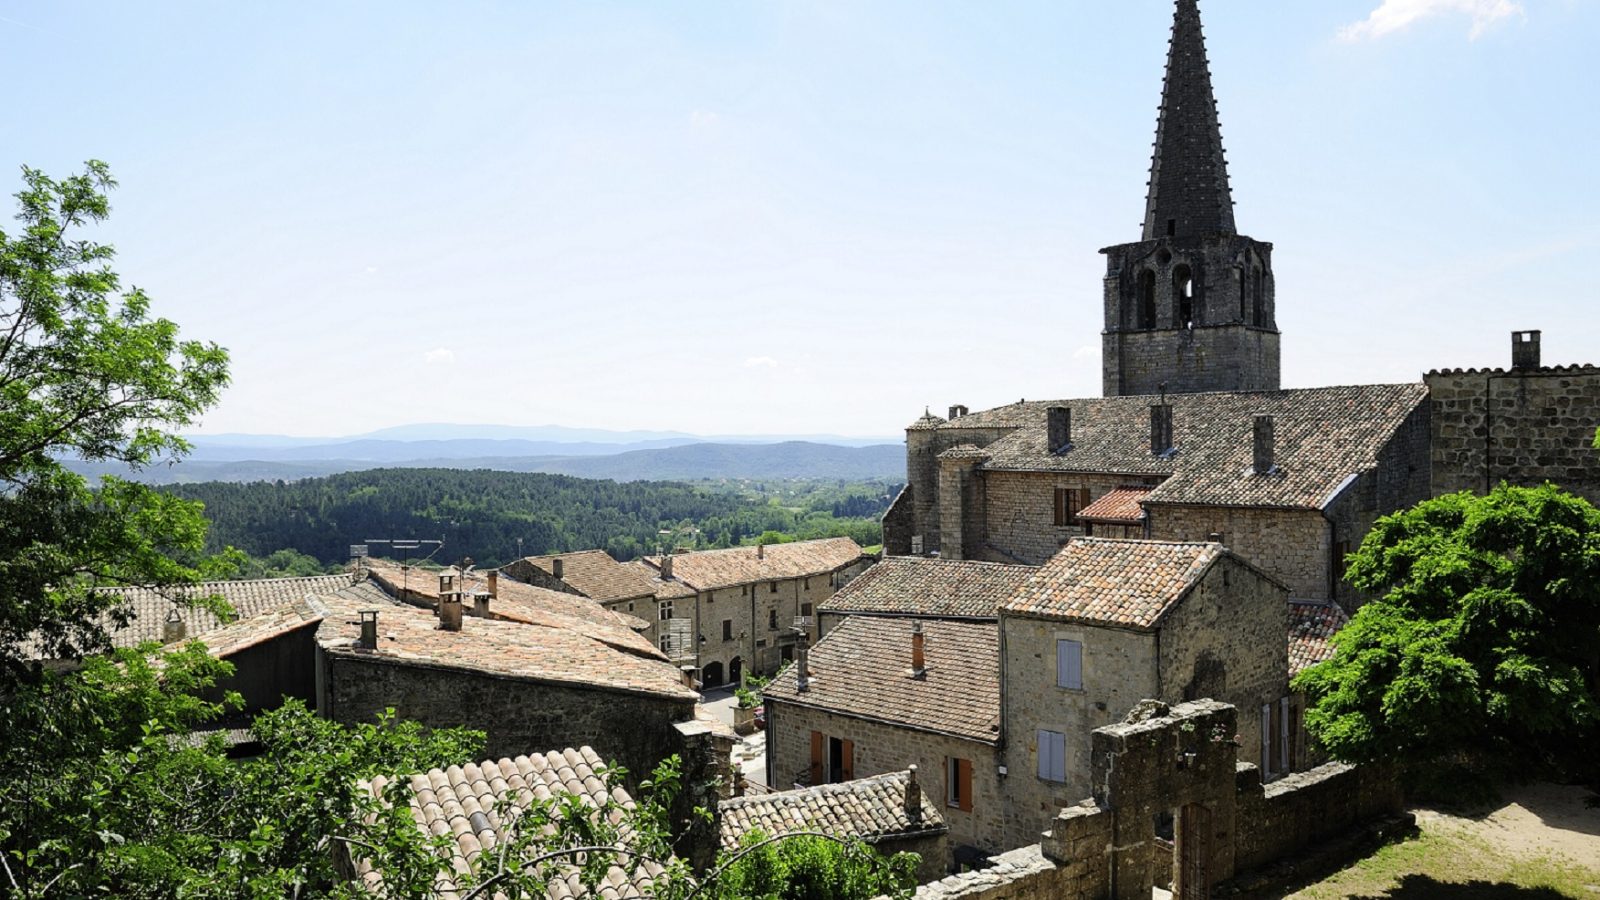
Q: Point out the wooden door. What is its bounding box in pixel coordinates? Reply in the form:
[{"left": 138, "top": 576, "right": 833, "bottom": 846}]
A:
[{"left": 1174, "top": 803, "right": 1211, "bottom": 899}]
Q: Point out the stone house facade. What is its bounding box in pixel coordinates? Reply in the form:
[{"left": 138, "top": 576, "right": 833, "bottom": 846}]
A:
[{"left": 996, "top": 539, "right": 1290, "bottom": 848}]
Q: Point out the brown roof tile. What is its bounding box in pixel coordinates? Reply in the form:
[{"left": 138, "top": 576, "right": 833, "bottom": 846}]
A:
[
  {"left": 620, "top": 561, "right": 696, "bottom": 600},
  {"left": 818, "top": 557, "right": 1032, "bottom": 620},
  {"left": 1288, "top": 600, "right": 1349, "bottom": 677},
  {"left": 644, "top": 538, "right": 864, "bottom": 592},
  {"left": 98, "top": 575, "right": 354, "bottom": 649},
  {"left": 360, "top": 747, "right": 665, "bottom": 900},
  {"left": 1000, "top": 538, "right": 1221, "bottom": 629},
  {"left": 1077, "top": 487, "right": 1151, "bottom": 524},
  {"left": 718, "top": 769, "right": 946, "bottom": 850},
  {"left": 519, "top": 550, "right": 659, "bottom": 604},
  {"left": 764, "top": 617, "right": 999, "bottom": 743}
]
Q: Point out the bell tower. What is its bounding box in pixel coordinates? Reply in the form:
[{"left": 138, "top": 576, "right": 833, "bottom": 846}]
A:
[{"left": 1101, "top": 0, "right": 1279, "bottom": 397}]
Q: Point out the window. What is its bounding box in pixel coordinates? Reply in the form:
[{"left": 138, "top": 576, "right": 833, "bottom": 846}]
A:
[
  {"left": 770, "top": 581, "right": 779, "bottom": 594},
  {"left": 811, "top": 732, "right": 854, "bottom": 785},
  {"left": 801, "top": 602, "right": 813, "bottom": 617},
  {"left": 1252, "top": 268, "right": 1266, "bottom": 326},
  {"left": 945, "top": 757, "right": 973, "bottom": 811},
  {"left": 659, "top": 634, "right": 671, "bottom": 654},
  {"left": 627, "top": 602, "right": 635, "bottom": 612},
  {"left": 768, "top": 608, "right": 778, "bottom": 630},
  {"left": 1038, "top": 730, "right": 1066, "bottom": 782},
  {"left": 658, "top": 600, "right": 673, "bottom": 621},
  {"left": 1173, "top": 264, "right": 1194, "bottom": 328},
  {"left": 1056, "top": 639, "right": 1083, "bottom": 690},
  {"left": 1053, "top": 487, "right": 1089, "bottom": 527},
  {"left": 1166, "top": 218, "right": 1176, "bottom": 237},
  {"left": 1137, "top": 270, "right": 1157, "bottom": 330},
  {"left": 722, "top": 619, "right": 733, "bottom": 642},
  {"left": 804, "top": 578, "right": 810, "bottom": 590}
]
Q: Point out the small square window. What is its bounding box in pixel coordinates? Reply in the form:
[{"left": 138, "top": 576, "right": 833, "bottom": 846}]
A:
[{"left": 722, "top": 619, "right": 733, "bottom": 642}]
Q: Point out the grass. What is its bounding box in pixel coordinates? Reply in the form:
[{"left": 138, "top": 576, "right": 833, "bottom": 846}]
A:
[{"left": 1290, "top": 826, "right": 1600, "bottom": 899}]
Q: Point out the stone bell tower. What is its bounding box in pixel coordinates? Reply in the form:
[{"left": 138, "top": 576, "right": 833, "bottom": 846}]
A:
[{"left": 1101, "top": 0, "right": 1280, "bottom": 398}]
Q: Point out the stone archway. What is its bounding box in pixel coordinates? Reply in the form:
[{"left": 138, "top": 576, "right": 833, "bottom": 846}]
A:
[
  {"left": 729, "top": 656, "right": 744, "bottom": 686},
  {"left": 701, "top": 661, "right": 724, "bottom": 687}
]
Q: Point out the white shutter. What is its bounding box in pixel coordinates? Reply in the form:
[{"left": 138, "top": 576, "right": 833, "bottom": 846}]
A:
[{"left": 1057, "top": 639, "right": 1083, "bottom": 690}]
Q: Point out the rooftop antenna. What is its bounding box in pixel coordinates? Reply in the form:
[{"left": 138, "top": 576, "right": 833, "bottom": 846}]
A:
[{"left": 363, "top": 538, "right": 444, "bottom": 599}]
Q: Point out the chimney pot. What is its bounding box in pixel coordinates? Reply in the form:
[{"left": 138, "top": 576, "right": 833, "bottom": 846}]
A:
[
  {"left": 796, "top": 645, "right": 811, "bottom": 692},
  {"left": 358, "top": 609, "right": 379, "bottom": 650},
  {"left": 911, "top": 620, "right": 926, "bottom": 676},
  {"left": 757, "top": 543, "right": 765, "bottom": 560},
  {"left": 1252, "top": 414, "right": 1275, "bottom": 474},
  {"left": 661, "top": 554, "right": 674, "bottom": 581},
  {"left": 1150, "top": 404, "right": 1174, "bottom": 455},
  {"left": 472, "top": 591, "right": 491, "bottom": 618},
  {"left": 486, "top": 570, "right": 498, "bottom": 599},
  {"left": 1511, "top": 330, "right": 1541, "bottom": 370},
  {"left": 1047, "top": 406, "right": 1072, "bottom": 454},
  {"left": 551, "top": 557, "right": 564, "bottom": 580},
  {"left": 438, "top": 596, "right": 463, "bottom": 632},
  {"left": 905, "top": 764, "right": 923, "bottom": 821},
  {"left": 162, "top": 607, "right": 187, "bottom": 644}
]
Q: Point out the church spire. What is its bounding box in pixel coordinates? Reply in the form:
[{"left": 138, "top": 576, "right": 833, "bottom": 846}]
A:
[{"left": 1141, "top": 0, "right": 1235, "bottom": 241}]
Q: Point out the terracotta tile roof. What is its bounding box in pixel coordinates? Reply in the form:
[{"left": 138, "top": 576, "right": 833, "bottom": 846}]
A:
[
  {"left": 764, "top": 617, "right": 999, "bottom": 744},
  {"left": 933, "top": 383, "right": 1428, "bottom": 510},
  {"left": 313, "top": 584, "right": 697, "bottom": 701},
  {"left": 1077, "top": 487, "right": 1151, "bottom": 524},
  {"left": 1000, "top": 539, "right": 1222, "bottom": 629},
  {"left": 519, "top": 550, "right": 659, "bottom": 604},
  {"left": 643, "top": 538, "right": 864, "bottom": 592},
  {"left": 818, "top": 557, "right": 1033, "bottom": 620},
  {"left": 718, "top": 769, "right": 947, "bottom": 851},
  {"left": 364, "top": 561, "right": 661, "bottom": 660},
  {"left": 187, "top": 597, "right": 324, "bottom": 659},
  {"left": 97, "top": 574, "right": 355, "bottom": 649},
  {"left": 359, "top": 747, "right": 665, "bottom": 900},
  {"left": 620, "top": 561, "right": 696, "bottom": 600},
  {"left": 1288, "top": 600, "right": 1349, "bottom": 677}
]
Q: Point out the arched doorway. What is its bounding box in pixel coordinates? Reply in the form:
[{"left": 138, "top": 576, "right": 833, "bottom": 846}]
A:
[
  {"left": 729, "top": 656, "right": 744, "bottom": 686},
  {"left": 701, "top": 661, "right": 724, "bottom": 687}
]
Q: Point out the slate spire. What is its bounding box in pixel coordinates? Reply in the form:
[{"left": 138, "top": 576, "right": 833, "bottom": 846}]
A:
[{"left": 1141, "top": 0, "right": 1236, "bottom": 241}]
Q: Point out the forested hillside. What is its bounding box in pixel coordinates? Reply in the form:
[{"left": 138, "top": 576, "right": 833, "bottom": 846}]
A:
[{"left": 169, "top": 469, "right": 894, "bottom": 566}]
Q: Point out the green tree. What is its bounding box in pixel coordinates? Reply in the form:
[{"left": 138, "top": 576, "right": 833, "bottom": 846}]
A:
[{"left": 1293, "top": 484, "right": 1600, "bottom": 782}]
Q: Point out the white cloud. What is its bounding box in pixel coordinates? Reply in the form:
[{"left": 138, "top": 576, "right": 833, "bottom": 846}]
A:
[
  {"left": 1339, "top": 0, "right": 1525, "bottom": 41},
  {"left": 743, "top": 356, "right": 779, "bottom": 369},
  {"left": 364, "top": 266, "right": 378, "bottom": 275},
  {"left": 689, "top": 109, "right": 721, "bottom": 129},
  {"left": 423, "top": 348, "right": 455, "bottom": 366}
]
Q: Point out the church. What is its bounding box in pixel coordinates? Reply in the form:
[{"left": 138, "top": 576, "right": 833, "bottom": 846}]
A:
[{"left": 882, "top": 0, "right": 1599, "bottom": 608}]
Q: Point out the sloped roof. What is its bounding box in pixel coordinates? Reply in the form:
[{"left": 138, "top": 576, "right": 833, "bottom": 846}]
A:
[
  {"left": 1076, "top": 487, "right": 1151, "bottom": 524},
  {"left": 185, "top": 597, "right": 324, "bottom": 659},
  {"left": 98, "top": 574, "right": 355, "bottom": 649},
  {"left": 1288, "top": 600, "right": 1349, "bottom": 677},
  {"left": 718, "top": 770, "right": 946, "bottom": 851},
  {"left": 620, "top": 561, "right": 696, "bottom": 600},
  {"left": 764, "top": 617, "right": 999, "bottom": 744},
  {"left": 312, "top": 584, "right": 696, "bottom": 701},
  {"left": 359, "top": 747, "right": 664, "bottom": 900},
  {"left": 929, "top": 384, "right": 1427, "bottom": 510},
  {"left": 643, "top": 538, "right": 864, "bottom": 592},
  {"left": 519, "top": 550, "right": 659, "bottom": 604},
  {"left": 1000, "top": 539, "right": 1223, "bottom": 629},
  {"left": 818, "top": 557, "right": 1033, "bottom": 621}
]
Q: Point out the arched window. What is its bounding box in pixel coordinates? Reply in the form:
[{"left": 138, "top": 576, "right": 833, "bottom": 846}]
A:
[
  {"left": 1234, "top": 267, "right": 1246, "bottom": 322},
  {"left": 1173, "top": 264, "right": 1194, "bottom": 328},
  {"left": 1137, "top": 270, "right": 1157, "bottom": 330},
  {"left": 1252, "top": 269, "right": 1266, "bottom": 326}
]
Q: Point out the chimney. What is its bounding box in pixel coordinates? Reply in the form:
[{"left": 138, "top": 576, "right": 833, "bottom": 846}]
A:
[
  {"left": 1208, "top": 532, "right": 1223, "bottom": 544},
  {"left": 661, "top": 554, "right": 674, "bottom": 581},
  {"left": 796, "top": 645, "right": 811, "bottom": 692},
  {"left": 1150, "top": 404, "right": 1174, "bottom": 455},
  {"left": 1252, "top": 414, "right": 1275, "bottom": 474},
  {"left": 162, "top": 607, "right": 186, "bottom": 644},
  {"left": 438, "top": 570, "right": 456, "bottom": 596},
  {"left": 757, "top": 543, "right": 765, "bottom": 561},
  {"left": 486, "top": 570, "right": 498, "bottom": 599},
  {"left": 357, "top": 609, "right": 379, "bottom": 650},
  {"left": 551, "top": 557, "right": 564, "bottom": 580},
  {"left": 1512, "top": 330, "right": 1541, "bottom": 370},
  {"left": 1047, "top": 406, "right": 1071, "bottom": 453},
  {"left": 438, "top": 595, "right": 463, "bottom": 632},
  {"left": 948, "top": 404, "right": 969, "bottom": 420},
  {"left": 472, "top": 591, "right": 491, "bottom": 618},
  {"left": 910, "top": 620, "right": 926, "bottom": 676},
  {"left": 904, "top": 764, "right": 923, "bottom": 822}
]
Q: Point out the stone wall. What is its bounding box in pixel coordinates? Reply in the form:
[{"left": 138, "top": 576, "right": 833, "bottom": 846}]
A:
[
  {"left": 883, "top": 485, "right": 916, "bottom": 556},
  {"left": 1232, "top": 760, "right": 1403, "bottom": 873},
  {"left": 980, "top": 472, "right": 1160, "bottom": 566},
  {"left": 685, "top": 573, "right": 842, "bottom": 684},
  {"left": 319, "top": 651, "right": 696, "bottom": 786},
  {"left": 939, "top": 454, "right": 987, "bottom": 561},
  {"left": 764, "top": 700, "right": 1004, "bottom": 862},
  {"left": 1427, "top": 366, "right": 1600, "bottom": 506},
  {"left": 906, "top": 425, "right": 1025, "bottom": 558},
  {"left": 1103, "top": 326, "right": 1281, "bottom": 398},
  {"left": 1147, "top": 505, "right": 1328, "bottom": 599}
]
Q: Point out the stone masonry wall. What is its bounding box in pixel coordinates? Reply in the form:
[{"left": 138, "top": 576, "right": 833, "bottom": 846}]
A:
[
  {"left": 981, "top": 472, "right": 1160, "bottom": 566},
  {"left": 1233, "top": 760, "right": 1403, "bottom": 873},
  {"left": 1147, "top": 505, "right": 1329, "bottom": 599},
  {"left": 689, "top": 573, "right": 842, "bottom": 684},
  {"left": 765, "top": 700, "right": 1004, "bottom": 863},
  {"left": 1427, "top": 367, "right": 1600, "bottom": 506},
  {"left": 321, "top": 652, "right": 695, "bottom": 787},
  {"left": 908, "top": 426, "right": 1024, "bottom": 558},
  {"left": 1104, "top": 326, "right": 1281, "bottom": 398}
]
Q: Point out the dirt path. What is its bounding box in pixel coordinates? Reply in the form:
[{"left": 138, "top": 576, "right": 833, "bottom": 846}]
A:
[{"left": 1412, "top": 782, "right": 1600, "bottom": 867}]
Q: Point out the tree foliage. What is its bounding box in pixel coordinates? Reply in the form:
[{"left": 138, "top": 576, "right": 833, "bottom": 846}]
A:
[{"left": 1294, "top": 484, "right": 1600, "bottom": 780}]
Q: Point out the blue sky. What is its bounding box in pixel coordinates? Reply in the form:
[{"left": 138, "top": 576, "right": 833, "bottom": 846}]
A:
[{"left": 2, "top": 0, "right": 1595, "bottom": 438}]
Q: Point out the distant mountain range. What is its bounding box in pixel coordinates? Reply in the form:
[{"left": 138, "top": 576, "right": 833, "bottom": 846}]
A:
[{"left": 65, "top": 440, "right": 905, "bottom": 485}]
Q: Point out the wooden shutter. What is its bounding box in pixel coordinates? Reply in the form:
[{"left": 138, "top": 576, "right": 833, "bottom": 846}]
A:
[
  {"left": 1053, "top": 489, "right": 1066, "bottom": 526},
  {"left": 1057, "top": 639, "right": 1083, "bottom": 690},
  {"left": 1078, "top": 487, "right": 1091, "bottom": 518},
  {"left": 1260, "top": 705, "right": 1272, "bottom": 775},
  {"left": 957, "top": 758, "right": 973, "bottom": 812},
  {"left": 1278, "top": 697, "right": 1291, "bottom": 774},
  {"left": 840, "top": 739, "right": 854, "bottom": 781},
  {"left": 809, "top": 731, "right": 823, "bottom": 785}
]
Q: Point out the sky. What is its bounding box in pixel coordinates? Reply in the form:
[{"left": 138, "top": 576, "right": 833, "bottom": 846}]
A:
[{"left": 2, "top": 0, "right": 1595, "bottom": 439}]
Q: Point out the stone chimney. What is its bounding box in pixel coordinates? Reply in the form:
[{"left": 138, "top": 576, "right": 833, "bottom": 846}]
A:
[
  {"left": 757, "top": 543, "right": 765, "bottom": 561},
  {"left": 439, "top": 595, "right": 463, "bottom": 632},
  {"left": 796, "top": 644, "right": 811, "bottom": 692},
  {"left": 1150, "top": 404, "right": 1174, "bottom": 455},
  {"left": 357, "top": 610, "right": 379, "bottom": 651},
  {"left": 551, "top": 557, "right": 564, "bottom": 580},
  {"left": 1512, "top": 330, "right": 1541, "bottom": 370},
  {"left": 1252, "top": 414, "right": 1275, "bottom": 474},
  {"left": 904, "top": 764, "right": 923, "bottom": 822},
  {"left": 911, "top": 620, "right": 926, "bottom": 677},
  {"left": 472, "top": 591, "right": 491, "bottom": 618},
  {"left": 162, "top": 607, "right": 186, "bottom": 644},
  {"left": 948, "top": 404, "right": 969, "bottom": 420},
  {"left": 438, "top": 570, "right": 457, "bottom": 596},
  {"left": 661, "top": 554, "right": 674, "bottom": 580},
  {"left": 1048, "top": 406, "right": 1071, "bottom": 454},
  {"left": 486, "top": 570, "right": 498, "bottom": 599}
]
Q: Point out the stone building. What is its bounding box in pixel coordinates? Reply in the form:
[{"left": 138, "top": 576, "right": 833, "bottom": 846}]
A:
[
  {"left": 996, "top": 538, "right": 1289, "bottom": 848},
  {"left": 815, "top": 556, "right": 1034, "bottom": 638},
  {"left": 503, "top": 549, "right": 663, "bottom": 637},
  {"left": 637, "top": 537, "right": 870, "bottom": 686},
  {"left": 762, "top": 616, "right": 1003, "bottom": 865}
]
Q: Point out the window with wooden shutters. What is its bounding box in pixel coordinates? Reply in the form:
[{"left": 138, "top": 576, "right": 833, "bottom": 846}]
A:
[
  {"left": 809, "top": 731, "right": 823, "bottom": 785},
  {"left": 1038, "top": 730, "right": 1066, "bottom": 782},
  {"left": 946, "top": 757, "right": 973, "bottom": 811},
  {"left": 1057, "top": 639, "right": 1083, "bottom": 690},
  {"left": 840, "top": 739, "right": 854, "bottom": 782},
  {"left": 1053, "top": 487, "right": 1091, "bottom": 526}
]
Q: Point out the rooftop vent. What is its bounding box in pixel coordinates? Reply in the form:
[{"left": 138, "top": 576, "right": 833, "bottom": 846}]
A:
[{"left": 1512, "top": 330, "right": 1541, "bottom": 370}]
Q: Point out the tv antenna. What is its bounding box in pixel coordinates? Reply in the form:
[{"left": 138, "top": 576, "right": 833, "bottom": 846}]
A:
[{"left": 362, "top": 537, "right": 444, "bottom": 598}]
